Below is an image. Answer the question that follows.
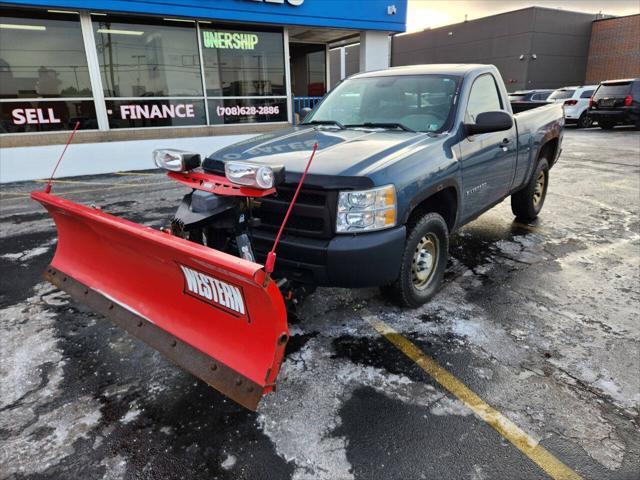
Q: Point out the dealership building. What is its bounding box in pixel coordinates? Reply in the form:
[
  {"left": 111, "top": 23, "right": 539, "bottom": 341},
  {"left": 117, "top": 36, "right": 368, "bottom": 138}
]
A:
[
  {"left": 391, "top": 7, "right": 639, "bottom": 91},
  {"left": 0, "top": 0, "right": 407, "bottom": 182}
]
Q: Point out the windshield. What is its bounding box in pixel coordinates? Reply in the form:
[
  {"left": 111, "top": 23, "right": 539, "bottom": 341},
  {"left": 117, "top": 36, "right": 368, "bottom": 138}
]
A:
[
  {"left": 304, "top": 74, "right": 460, "bottom": 133},
  {"left": 594, "top": 82, "right": 632, "bottom": 98},
  {"left": 548, "top": 89, "right": 576, "bottom": 100}
]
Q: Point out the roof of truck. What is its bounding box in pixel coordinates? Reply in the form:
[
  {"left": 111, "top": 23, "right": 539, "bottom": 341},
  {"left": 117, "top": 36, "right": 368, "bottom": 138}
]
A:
[{"left": 350, "top": 64, "right": 492, "bottom": 78}]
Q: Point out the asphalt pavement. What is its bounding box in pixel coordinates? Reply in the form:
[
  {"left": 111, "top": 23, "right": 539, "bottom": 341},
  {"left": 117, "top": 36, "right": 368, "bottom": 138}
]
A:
[{"left": 1, "top": 126, "right": 639, "bottom": 480}]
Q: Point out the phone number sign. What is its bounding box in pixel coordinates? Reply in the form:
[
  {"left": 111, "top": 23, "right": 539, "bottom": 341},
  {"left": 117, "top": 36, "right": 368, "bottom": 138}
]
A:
[{"left": 210, "top": 99, "right": 287, "bottom": 125}]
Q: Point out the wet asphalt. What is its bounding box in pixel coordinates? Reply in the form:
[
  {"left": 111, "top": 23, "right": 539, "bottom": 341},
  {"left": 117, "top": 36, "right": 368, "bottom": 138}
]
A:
[{"left": 0, "top": 126, "right": 639, "bottom": 480}]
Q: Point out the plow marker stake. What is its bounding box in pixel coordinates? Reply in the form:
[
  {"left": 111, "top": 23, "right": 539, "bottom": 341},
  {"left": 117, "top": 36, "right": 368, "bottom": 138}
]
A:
[{"left": 32, "top": 191, "right": 288, "bottom": 410}]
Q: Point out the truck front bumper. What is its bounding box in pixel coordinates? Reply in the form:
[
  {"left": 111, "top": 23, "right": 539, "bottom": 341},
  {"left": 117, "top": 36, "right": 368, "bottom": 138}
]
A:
[{"left": 252, "top": 226, "right": 406, "bottom": 288}]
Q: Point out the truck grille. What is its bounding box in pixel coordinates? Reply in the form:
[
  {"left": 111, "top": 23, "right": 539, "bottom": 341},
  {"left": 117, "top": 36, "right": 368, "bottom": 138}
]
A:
[{"left": 251, "top": 185, "right": 337, "bottom": 239}]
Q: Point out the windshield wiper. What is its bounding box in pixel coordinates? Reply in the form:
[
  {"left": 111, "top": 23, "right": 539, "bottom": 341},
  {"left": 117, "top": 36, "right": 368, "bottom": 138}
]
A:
[
  {"left": 345, "top": 122, "right": 415, "bottom": 132},
  {"left": 306, "top": 120, "right": 345, "bottom": 129}
]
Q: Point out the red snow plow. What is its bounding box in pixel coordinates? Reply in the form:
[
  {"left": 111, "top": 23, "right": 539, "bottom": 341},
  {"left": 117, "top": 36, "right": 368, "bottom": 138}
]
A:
[{"left": 32, "top": 143, "right": 318, "bottom": 410}]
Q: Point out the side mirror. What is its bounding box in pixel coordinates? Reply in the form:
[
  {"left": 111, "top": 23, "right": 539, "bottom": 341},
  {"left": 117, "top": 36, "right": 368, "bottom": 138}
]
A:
[{"left": 465, "top": 111, "right": 513, "bottom": 135}]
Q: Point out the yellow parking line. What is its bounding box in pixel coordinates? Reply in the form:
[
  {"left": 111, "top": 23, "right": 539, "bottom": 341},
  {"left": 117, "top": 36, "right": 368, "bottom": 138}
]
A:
[
  {"left": 114, "top": 171, "right": 163, "bottom": 176},
  {"left": 33, "top": 179, "right": 164, "bottom": 187},
  {"left": 0, "top": 181, "right": 175, "bottom": 201},
  {"left": 367, "top": 316, "right": 583, "bottom": 480},
  {"left": 33, "top": 179, "right": 121, "bottom": 186}
]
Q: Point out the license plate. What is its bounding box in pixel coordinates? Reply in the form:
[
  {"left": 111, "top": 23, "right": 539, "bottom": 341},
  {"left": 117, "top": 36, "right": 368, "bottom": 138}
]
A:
[{"left": 600, "top": 98, "right": 615, "bottom": 107}]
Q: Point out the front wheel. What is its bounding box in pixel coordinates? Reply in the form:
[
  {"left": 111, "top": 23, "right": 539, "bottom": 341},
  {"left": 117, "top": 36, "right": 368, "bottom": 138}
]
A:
[
  {"left": 511, "top": 158, "right": 549, "bottom": 221},
  {"left": 382, "top": 213, "right": 449, "bottom": 308}
]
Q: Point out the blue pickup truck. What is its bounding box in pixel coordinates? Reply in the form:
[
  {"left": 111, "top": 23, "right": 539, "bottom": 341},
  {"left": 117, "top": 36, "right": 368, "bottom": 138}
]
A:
[
  {"left": 194, "top": 64, "right": 564, "bottom": 306},
  {"left": 34, "top": 64, "right": 564, "bottom": 408}
]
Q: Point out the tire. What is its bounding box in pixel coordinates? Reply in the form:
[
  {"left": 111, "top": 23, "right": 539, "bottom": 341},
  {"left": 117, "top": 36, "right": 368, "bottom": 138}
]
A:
[
  {"left": 511, "top": 158, "right": 549, "bottom": 221},
  {"left": 577, "top": 111, "right": 593, "bottom": 128},
  {"left": 382, "top": 212, "right": 449, "bottom": 308},
  {"left": 598, "top": 120, "right": 615, "bottom": 130}
]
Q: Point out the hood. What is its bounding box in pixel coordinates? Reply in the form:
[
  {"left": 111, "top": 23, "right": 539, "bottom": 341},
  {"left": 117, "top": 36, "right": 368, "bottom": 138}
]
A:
[{"left": 206, "top": 126, "right": 438, "bottom": 180}]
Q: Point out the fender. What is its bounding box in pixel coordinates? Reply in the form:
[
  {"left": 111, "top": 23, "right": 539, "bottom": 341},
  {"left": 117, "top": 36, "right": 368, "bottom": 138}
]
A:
[{"left": 401, "top": 176, "right": 461, "bottom": 227}]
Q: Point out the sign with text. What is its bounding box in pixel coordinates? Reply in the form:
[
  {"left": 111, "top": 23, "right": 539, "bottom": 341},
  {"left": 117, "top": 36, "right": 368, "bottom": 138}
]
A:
[
  {"left": 1, "top": 100, "right": 97, "bottom": 134},
  {"left": 203, "top": 31, "right": 259, "bottom": 50},
  {"left": 105, "top": 99, "right": 206, "bottom": 129},
  {"left": 208, "top": 98, "right": 287, "bottom": 125}
]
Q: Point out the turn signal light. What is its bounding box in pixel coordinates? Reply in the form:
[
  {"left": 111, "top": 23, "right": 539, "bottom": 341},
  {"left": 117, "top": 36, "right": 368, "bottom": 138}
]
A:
[{"left": 563, "top": 99, "right": 578, "bottom": 106}]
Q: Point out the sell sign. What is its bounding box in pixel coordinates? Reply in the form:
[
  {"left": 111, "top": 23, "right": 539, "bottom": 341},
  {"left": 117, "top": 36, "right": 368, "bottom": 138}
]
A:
[{"left": 11, "top": 108, "right": 61, "bottom": 125}]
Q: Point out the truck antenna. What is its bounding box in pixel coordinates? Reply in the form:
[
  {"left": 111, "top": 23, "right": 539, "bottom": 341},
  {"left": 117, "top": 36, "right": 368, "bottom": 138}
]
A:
[
  {"left": 44, "top": 121, "right": 81, "bottom": 194},
  {"left": 263, "top": 142, "right": 319, "bottom": 286}
]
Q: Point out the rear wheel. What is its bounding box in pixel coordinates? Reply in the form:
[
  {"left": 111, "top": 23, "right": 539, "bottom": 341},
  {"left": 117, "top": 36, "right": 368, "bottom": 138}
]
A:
[
  {"left": 511, "top": 158, "right": 549, "bottom": 221},
  {"left": 382, "top": 213, "right": 449, "bottom": 308},
  {"left": 577, "top": 111, "right": 593, "bottom": 128},
  {"left": 598, "top": 120, "right": 616, "bottom": 130}
]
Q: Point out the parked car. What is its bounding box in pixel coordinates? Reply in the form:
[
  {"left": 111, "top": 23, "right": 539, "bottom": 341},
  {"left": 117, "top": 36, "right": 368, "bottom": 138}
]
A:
[
  {"left": 33, "top": 64, "right": 564, "bottom": 409},
  {"left": 589, "top": 78, "right": 640, "bottom": 129},
  {"left": 548, "top": 85, "right": 597, "bottom": 128},
  {"left": 508, "top": 89, "right": 554, "bottom": 102},
  {"left": 508, "top": 89, "right": 554, "bottom": 113}
]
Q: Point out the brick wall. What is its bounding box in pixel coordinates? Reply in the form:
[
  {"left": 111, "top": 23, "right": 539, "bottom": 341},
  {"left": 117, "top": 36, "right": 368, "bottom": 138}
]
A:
[{"left": 585, "top": 14, "right": 640, "bottom": 83}]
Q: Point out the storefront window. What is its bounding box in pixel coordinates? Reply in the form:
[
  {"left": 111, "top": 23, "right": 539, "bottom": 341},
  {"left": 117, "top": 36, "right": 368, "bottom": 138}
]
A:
[
  {"left": 201, "top": 24, "right": 287, "bottom": 124},
  {"left": 201, "top": 26, "right": 285, "bottom": 97},
  {"left": 93, "top": 16, "right": 202, "bottom": 97},
  {"left": 0, "top": 8, "right": 97, "bottom": 133},
  {"left": 2, "top": 8, "right": 290, "bottom": 133}
]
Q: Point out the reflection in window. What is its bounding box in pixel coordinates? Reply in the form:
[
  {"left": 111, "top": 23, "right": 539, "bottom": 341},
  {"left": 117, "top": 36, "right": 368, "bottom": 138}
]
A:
[
  {"left": 93, "top": 16, "right": 202, "bottom": 97},
  {"left": 306, "top": 51, "right": 325, "bottom": 97},
  {"left": 307, "top": 75, "right": 459, "bottom": 133},
  {"left": 201, "top": 26, "right": 285, "bottom": 97},
  {"left": 466, "top": 74, "right": 502, "bottom": 122},
  {"left": 0, "top": 9, "right": 92, "bottom": 99}
]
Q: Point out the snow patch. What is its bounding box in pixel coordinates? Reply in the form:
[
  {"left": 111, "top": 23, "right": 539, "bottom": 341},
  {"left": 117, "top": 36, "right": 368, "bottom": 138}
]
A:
[{"left": 220, "top": 453, "right": 237, "bottom": 470}]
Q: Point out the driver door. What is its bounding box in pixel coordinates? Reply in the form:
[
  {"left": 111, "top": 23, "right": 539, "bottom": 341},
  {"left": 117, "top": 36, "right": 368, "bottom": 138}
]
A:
[{"left": 458, "top": 73, "right": 517, "bottom": 222}]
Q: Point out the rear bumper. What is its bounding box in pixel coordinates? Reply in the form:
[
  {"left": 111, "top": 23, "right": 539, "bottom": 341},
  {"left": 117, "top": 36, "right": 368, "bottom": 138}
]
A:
[
  {"left": 253, "top": 226, "right": 406, "bottom": 287},
  {"left": 589, "top": 108, "right": 639, "bottom": 124}
]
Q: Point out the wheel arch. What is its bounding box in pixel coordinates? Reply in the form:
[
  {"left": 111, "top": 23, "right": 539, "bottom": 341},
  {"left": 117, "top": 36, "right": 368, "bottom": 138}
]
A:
[{"left": 402, "top": 182, "right": 459, "bottom": 233}]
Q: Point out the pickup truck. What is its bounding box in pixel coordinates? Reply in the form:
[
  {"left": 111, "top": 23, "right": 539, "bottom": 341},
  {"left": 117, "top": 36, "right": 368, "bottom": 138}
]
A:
[
  {"left": 33, "top": 64, "right": 564, "bottom": 409},
  {"left": 203, "top": 64, "right": 564, "bottom": 306}
]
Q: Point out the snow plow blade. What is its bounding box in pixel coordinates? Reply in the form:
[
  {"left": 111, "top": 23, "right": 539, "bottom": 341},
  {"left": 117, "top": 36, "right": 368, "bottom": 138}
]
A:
[{"left": 32, "top": 191, "right": 288, "bottom": 410}]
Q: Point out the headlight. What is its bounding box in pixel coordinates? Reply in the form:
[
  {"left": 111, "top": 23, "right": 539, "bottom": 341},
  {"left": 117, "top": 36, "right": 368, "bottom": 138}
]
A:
[
  {"left": 225, "top": 162, "right": 276, "bottom": 189},
  {"left": 337, "top": 185, "right": 397, "bottom": 233},
  {"left": 153, "top": 149, "right": 201, "bottom": 172}
]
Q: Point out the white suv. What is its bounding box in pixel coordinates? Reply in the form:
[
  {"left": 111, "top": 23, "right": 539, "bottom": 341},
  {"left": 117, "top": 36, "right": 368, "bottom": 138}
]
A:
[{"left": 548, "top": 85, "right": 598, "bottom": 128}]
